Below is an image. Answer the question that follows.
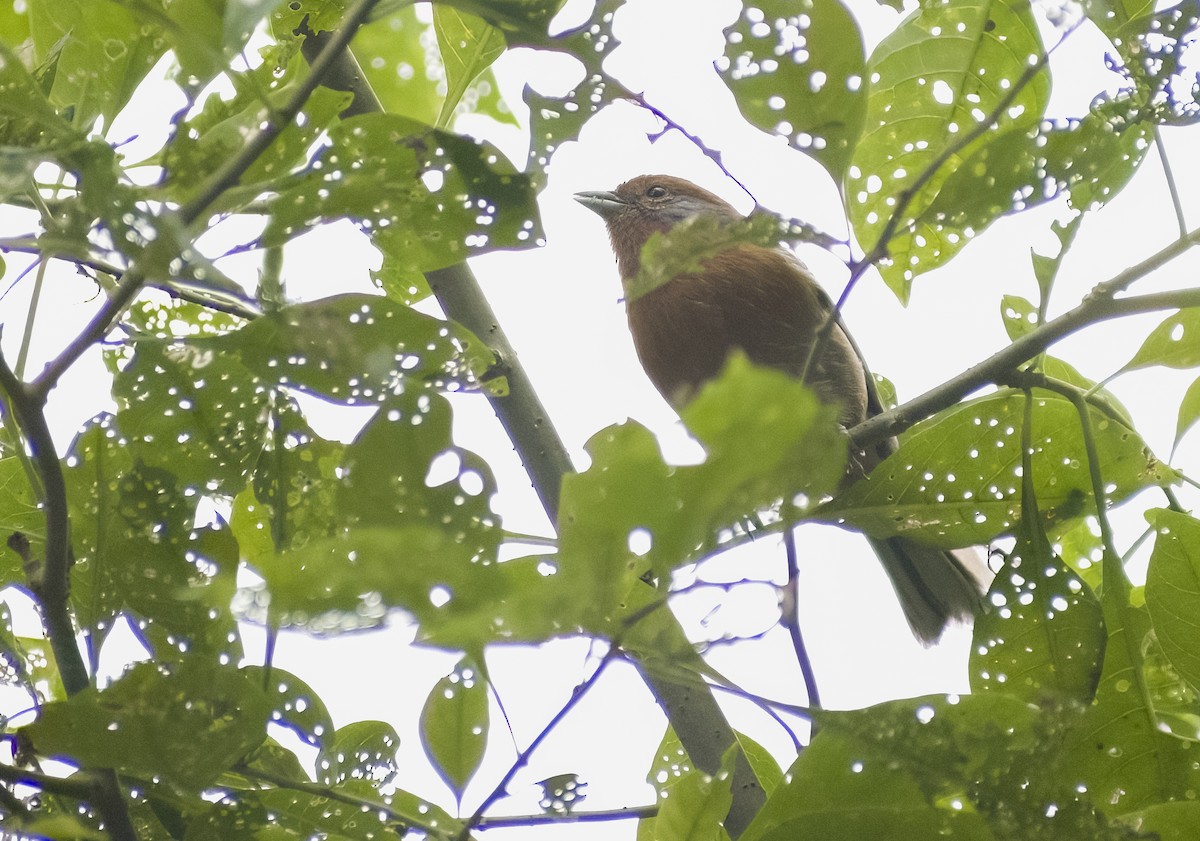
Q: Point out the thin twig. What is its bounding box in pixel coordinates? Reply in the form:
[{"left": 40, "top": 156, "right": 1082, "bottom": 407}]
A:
[
  {"left": 459, "top": 647, "right": 621, "bottom": 839},
  {"left": 783, "top": 528, "right": 821, "bottom": 714},
  {"left": 0, "top": 764, "right": 96, "bottom": 800},
  {"left": 1153, "top": 127, "right": 1187, "bottom": 237},
  {"left": 475, "top": 804, "right": 658, "bottom": 829}
]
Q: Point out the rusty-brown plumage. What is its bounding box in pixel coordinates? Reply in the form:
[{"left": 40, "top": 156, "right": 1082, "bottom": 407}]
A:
[{"left": 575, "top": 174, "right": 983, "bottom": 644}]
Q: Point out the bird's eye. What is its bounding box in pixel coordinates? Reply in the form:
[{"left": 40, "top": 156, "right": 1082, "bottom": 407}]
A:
[{"left": 645, "top": 185, "right": 668, "bottom": 198}]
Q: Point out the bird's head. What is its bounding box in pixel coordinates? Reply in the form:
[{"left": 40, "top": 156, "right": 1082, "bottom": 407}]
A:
[{"left": 574, "top": 175, "right": 741, "bottom": 277}]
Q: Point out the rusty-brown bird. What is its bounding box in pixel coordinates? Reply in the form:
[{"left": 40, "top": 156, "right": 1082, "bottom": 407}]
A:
[{"left": 575, "top": 174, "right": 982, "bottom": 644}]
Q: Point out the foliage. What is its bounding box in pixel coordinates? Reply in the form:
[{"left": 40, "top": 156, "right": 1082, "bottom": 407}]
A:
[{"left": 0, "top": 0, "right": 1198, "bottom": 840}]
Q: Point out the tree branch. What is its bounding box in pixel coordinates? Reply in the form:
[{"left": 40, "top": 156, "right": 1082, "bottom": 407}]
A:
[{"left": 849, "top": 233, "right": 1200, "bottom": 451}]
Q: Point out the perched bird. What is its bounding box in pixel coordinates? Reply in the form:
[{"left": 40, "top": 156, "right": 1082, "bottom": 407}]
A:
[{"left": 574, "top": 174, "right": 983, "bottom": 644}]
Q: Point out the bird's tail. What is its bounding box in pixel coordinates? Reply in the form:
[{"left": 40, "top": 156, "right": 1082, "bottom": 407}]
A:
[{"left": 867, "top": 536, "right": 990, "bottom": 645}]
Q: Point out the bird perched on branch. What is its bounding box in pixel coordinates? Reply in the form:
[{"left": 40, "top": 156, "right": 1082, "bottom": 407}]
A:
[{"left": 574, "top": 174, "right": 983, "bottom": 644}]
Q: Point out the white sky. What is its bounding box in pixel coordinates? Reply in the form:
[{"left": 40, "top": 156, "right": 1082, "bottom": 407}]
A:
[{"left": 2, "top": 0, "right": 1199, "bottom": 836}]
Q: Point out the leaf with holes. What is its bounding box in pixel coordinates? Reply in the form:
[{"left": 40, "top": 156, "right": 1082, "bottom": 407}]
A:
[
  {"left": 1145, "top": 509, "right": 1200, "bottom": 692},
  {"left": 1123, "top": 309, "right": 1200, "bottom": 372},
  {"left": 522, "top": 0, "right": 623, "bottom": 189},
  {"left": 971, "top": 513, "right": 1104, "bottom": 703},
  {"left": 719, "top": 0, "right": 866, "bottom": 184},
  {"left": 25, "top": 659, "right": 271, "bottom": 789},
  {"left": 112, "top": 337, "right": 269, "bottom": 493},
  {"left": 27, "top": 0, "right": 167, "bottom": 127},
  {"left": 819, "top": 389, "right": 1173, "bottom": 548},
  {"left": 924, "top": 114, "right": 1151, "bottom": 232},
  {"left": 1061, "top": 590, "right": 1200, "bottom": 814},
  {"left": 740, "top": 716, "right": 988, "bottom": 840},
  {"left": 846, "top": 0, "right": 1049, "bottom": 299},
  {"left": 558, "top": 355, "right": 846, "bottom": 631},
  {"left": 316, "top": 721, "right": 400, "bottom": 786},
  {"left": 191, "top": 294, "right": 491, "bottom": 403},
  {"left": 336, "top": 391, "right": 500, "bottom": 558},
  {"left": 243, "top": 666, "right": 335, "bottom": 749},
  {"left": 64, "top": 416, "right": 243, "bottom": 659},
  {"left": 653, "top": 745, "right": 735, "bottom": 841},
  {"left": 1000, "top": 294, "right": 1039, "bottom": 341},
  {"left": 261, "top": 113, "right": 541, "bottom": 269},
  {"left": 420, "top": 656, "right": 489, "bottom": 801}
]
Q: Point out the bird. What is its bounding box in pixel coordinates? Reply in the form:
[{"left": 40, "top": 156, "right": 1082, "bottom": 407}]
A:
[{"left": 574, "top": 174, "right": 984, "bottom": 644}]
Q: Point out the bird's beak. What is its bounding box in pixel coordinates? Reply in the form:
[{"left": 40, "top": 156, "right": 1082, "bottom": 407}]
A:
[{"left": 573, "top": 190, "right": 627, "bottom": 220}]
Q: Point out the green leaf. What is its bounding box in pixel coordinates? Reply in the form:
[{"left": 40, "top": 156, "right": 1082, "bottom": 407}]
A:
[
  {"left": 522, "top": 0, "right": 623, "bottom": 189},
  {"left": 1001, "top": 294, "right": 1039, "bottom": 341},
  {"left": 316, "top": 721, "right": 400, "bottom": 785},
  {"left": 1123, "top": 309, "right": 1200, "bottom": 371},
  {"left": 820, "top": 389, "right": 1173, "bottom": 548},
  {"left": 0, "top": 0, "right": 30, "bottom": 51},
  {"left": 434, "top": 0, "right": 565, "bottom": 39},
  {"left": 557, "top": 355, "right": 846, "bottom": 632},
  {"left": 814, "top": 693, "right": 1140, "bottom": 839},
  {"left": 161, "top": 53, "right": 349, "bottom": 209},
  {"left": 27, "top": 0, "right": 168, "bottom": 128},
  {"left": 190, "top": 294, "right": 488, "bottom": 403},
  {"left": 971, "top": 515, "right": 1105, "bottom": 703},
  {"left": 654, "top": 744, "right": 735, "bottom": 841},
  {"left": 244, "top": 666, "right": 336, "bottom": 748},
  {"left": 25, "top": 659, "right": 271, "bottom": 789},
  {"left": 0, "top": 453, "right": 43, "bottom": 584},
  {"left": 1145, "top": 509, "right": 1200, "bottom": 691},
  {"left": 719, "top": 0, "right": 866, "bottom": 184},
  {"left": 626, "top": 212, "right": 782, "bottom": 304},
  {"left": 926, "top": 113, "right": 1151, "bottom": 231},
  {"left": 1062, "top": 583, "right": 1200, "bottom": 814},
  {"left": 1172, "top": 374, "right": 1200, "bottom": 453},
  {"left": 741, "top": 719, "right": 986, "bottom": 841},
  {"left": 1120, "top": 801, "right": 1200, "bottom": 841},
  {"left": 419, "top": 656, "right": 489, "bottom": 800},
  {"left": 1031, "top": 216, "right": 1083, "bottom": 312},
  {"left": 735, "top": 732, "right": 784, "bottom": 798},
  {"left": 349, "top": 3, "right": 443, "bottom": 125},
  {"left": 433, "top": 7, "right": 507, "bottom": 128},
  {"left": 261, "top": 114, "right": 542, "bottom": 270},
  {"left": 63, "top": 416, "right": 242, "bottom": 659},
  {"left": 847, "top": 0, "right": 1049, "bottom": 299},
  {"left": 258, "top": 781, "right": 396, "bottom": 839},
  {"left": 111, "top": 336, "right": 269, "bottom": 493}
]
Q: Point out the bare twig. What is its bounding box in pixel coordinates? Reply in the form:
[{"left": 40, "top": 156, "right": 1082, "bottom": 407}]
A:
[
  {"left": 459, "top": 647, "right": 621, "bottom": 839},
  {"left": 1153, "top": 127, "right": 1187, "bottom": 237},
  {"left": 475, "top": 804, "right": 658, "bottom": 829},
  {"left": 783, "top": 528, "right": 821, "bottom": 714}
]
